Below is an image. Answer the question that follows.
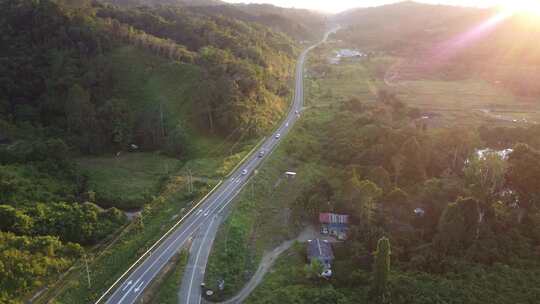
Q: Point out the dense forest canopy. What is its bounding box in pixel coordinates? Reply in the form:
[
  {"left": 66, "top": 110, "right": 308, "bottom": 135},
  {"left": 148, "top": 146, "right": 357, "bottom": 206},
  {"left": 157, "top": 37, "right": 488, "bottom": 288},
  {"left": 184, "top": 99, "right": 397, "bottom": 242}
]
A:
[
  {"left": 0, "top": 0, "right": 305, "bottom": 301},
  {"left": 285, "top": 88, "right": 540, "bottom": 303}
]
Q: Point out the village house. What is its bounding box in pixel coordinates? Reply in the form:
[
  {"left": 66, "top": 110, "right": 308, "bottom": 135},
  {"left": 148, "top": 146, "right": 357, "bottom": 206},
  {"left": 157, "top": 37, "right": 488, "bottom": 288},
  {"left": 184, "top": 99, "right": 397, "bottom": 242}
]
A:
[{"left": 319, "top": 212, "right": 349, "bottom": 240}]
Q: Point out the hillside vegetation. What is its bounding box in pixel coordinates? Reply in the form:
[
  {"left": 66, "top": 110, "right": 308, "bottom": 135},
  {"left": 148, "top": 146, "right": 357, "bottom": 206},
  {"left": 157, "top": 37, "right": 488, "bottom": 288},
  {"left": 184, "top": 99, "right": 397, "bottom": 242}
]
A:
[{"left": 0, "top": 0, "right": 300, "bottom": 301}]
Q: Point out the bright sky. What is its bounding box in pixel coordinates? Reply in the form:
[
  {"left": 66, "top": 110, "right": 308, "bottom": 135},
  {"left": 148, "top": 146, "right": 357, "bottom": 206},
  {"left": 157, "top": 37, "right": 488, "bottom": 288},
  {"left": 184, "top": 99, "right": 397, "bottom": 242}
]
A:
[{"left": 222, "top": 0, "right": 510, "bottom": 13}]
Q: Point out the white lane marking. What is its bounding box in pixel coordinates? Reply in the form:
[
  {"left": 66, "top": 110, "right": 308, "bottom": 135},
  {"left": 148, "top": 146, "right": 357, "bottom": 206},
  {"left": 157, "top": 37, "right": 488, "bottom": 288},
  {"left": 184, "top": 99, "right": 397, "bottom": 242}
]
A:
[
  {"left": 126, "top": 190, "right": 240, "bottom": 304},
  {"left": 122, "top": 281, "right": 132, "bottom": 291},
  {"left": 133, "top": 280, "right": 145, "bottom": 293},
  {"left": 185, "top": 216, "right": 216, "bottom": 304},
  {"left": 115, "top": 181, "right": 239, "bottom": 303}
]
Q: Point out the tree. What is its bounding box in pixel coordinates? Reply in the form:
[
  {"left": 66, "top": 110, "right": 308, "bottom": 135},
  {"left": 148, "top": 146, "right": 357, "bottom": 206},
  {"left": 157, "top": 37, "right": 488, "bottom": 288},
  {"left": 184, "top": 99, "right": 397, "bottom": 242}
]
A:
[
  {"left": 381, "top": 188, "right": 410, "bottom": 222},
  {"left": 371, "top": 236, "right": 391, "bottom": 303},
  {"left": 368, "top": 166, "right": 392, "bottom": 192},
  {"left": 434, "top": 197, "right": 480, "bottom": 254},
  {"left": 0, "top": 205, "right": 33, "bottom": 235},
  {"left": 165, "top": 121, "right": 191, "bottom": 158},
  {"left": 506, "top": 144, "right": 540, "bottom": 214},
  {"left": 304, "top": 259, "right": 324, "bottom": 280},
  {"left": 464, "top": 152, "right": 507, "bottom": 208},
  {"left": 358, "top": 180, "right": 383, "bottom": 224},
  {"left": 399, "top": 136, "right": 427, "bottom": 186}
]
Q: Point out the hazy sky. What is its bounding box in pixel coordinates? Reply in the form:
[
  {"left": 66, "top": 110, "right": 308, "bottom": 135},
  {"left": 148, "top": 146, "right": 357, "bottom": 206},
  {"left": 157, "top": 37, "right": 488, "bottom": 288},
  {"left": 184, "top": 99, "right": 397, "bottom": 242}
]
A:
[{"left": 222, "top": 1, "right": 505, "bottom": 13}]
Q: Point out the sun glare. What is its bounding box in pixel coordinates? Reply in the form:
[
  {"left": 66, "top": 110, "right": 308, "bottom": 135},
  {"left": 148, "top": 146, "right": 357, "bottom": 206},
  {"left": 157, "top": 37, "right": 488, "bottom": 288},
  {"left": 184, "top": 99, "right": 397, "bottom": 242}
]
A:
[{"left": 498, "top": 0, "right": 540, "bottom": 17}]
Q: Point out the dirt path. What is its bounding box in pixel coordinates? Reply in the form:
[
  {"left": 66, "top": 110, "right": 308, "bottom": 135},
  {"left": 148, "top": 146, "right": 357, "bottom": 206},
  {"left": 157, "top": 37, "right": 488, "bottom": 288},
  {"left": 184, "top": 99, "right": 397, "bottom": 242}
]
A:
[{"left": 215, "top": 226, "right": 318, "bottom": 304}]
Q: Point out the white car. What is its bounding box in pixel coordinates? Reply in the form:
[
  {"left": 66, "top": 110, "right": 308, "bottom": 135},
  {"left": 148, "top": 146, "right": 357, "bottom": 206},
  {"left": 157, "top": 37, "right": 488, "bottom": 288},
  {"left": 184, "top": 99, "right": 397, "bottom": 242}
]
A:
[
  {"left": 285, "top": 122, "right": 289, "bottom": 127},
  {"left": 295, "top": 110, "right": 299, "bottom": 114},
  {"left": 258, "top": 150, "right": 265, "bottom": 158},
  {"left": 241, "top": 169, "right": 248, "bottom": 175},
  {"left": 275, "top": 133, "right": 281, "bottom": 139}
]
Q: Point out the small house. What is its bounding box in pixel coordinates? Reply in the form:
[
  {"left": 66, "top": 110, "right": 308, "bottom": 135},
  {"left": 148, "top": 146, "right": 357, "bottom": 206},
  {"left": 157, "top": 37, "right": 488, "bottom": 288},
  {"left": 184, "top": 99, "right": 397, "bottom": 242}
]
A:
[
  {"left": 307, "top": 239, "right": 334, "bottom": 271},
  {"left": 319, "top": 212, "right": 349, "bottom": 240}
]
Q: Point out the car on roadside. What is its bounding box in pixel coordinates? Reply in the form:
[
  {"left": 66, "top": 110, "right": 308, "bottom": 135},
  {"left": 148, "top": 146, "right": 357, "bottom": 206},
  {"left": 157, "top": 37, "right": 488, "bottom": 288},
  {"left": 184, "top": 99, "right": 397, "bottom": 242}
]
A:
[
  {"left": 241, "top": 169, "right": 248, "bottom": 175},
  {"left": 275, "top": 133, "right": 281, "bottom": 139}
]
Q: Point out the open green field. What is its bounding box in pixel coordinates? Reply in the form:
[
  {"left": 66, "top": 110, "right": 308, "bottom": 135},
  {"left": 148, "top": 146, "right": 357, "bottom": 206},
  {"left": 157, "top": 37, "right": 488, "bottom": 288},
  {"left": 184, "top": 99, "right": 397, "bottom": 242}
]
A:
[
  {"left": 395, "top": 78, "right": 540, "bottom": 124},
  {"left": 77, "top": 153, "right": 182, "bottom": 209},
  {"left": 318, "top": 45, "right": 540, "bottom": 127}
]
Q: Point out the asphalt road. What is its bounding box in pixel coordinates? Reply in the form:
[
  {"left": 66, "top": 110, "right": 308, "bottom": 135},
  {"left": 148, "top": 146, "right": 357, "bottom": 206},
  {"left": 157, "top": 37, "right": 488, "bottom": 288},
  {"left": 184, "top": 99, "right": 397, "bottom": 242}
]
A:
[
  {"left": 104, "top": 30, "right": 334, "bottom": 304},
  {"left": 177, "top": 30, "right": 337, "bottom": 304}
]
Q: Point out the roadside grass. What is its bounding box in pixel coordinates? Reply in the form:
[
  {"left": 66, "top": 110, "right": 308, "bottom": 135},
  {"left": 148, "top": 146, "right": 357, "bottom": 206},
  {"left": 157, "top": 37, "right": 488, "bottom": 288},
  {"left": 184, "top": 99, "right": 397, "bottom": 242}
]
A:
[
  {"left": 203, "top": 140, "right": 327, "bottom": 301},
  {"left": 148, "top": 250, "right": 189, "bottom": 304}
]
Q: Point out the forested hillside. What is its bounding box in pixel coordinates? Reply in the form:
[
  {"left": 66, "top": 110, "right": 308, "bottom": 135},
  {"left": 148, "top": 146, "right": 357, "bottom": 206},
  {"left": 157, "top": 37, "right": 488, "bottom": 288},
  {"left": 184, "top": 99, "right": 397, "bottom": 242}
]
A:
[
  {"left": 0, "top": 0, "right": 298, "bottom": 301},
  {"left": 335, "top": 1, "right": 540, "bottom": 97},
  {"left": 106, "top": 0, "right": 327, "bottom": 40}
]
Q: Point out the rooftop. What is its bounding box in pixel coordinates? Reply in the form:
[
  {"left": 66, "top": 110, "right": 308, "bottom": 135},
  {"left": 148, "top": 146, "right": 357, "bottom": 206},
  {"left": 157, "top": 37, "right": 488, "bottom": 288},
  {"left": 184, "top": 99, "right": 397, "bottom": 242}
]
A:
[{"left": 319, "top": 213, "right": 349, "bottom": 224}]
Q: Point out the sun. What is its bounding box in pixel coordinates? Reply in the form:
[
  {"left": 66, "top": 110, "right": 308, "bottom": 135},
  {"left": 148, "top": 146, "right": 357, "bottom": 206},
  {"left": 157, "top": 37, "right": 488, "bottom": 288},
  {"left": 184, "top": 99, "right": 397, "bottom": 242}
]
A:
[{"left": 498, "top": 0, "right": 540, "bottom": 17}]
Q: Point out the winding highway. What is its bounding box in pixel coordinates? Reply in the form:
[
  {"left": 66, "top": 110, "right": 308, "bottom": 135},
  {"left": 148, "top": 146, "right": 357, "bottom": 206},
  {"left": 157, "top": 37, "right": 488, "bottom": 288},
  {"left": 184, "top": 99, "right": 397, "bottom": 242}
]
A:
[{"left": 101, "top": 29, "right": 334, "bottom": 304}]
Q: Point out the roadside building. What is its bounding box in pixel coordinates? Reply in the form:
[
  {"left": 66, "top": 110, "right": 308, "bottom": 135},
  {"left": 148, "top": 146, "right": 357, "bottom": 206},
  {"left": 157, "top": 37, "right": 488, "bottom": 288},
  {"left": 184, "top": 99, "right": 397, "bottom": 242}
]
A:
[
  {"left": 319, "top": 212, "right": 350, "bottom": 240},
  {"left": 307, "top": 238, "right": 334, "bottom": 276}
]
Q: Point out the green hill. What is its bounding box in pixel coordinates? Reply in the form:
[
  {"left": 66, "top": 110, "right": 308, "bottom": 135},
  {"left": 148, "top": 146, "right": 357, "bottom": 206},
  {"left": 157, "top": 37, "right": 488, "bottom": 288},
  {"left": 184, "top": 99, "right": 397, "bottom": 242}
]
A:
[{"left": 0, "top": 0, "right": 298, "bottom": 301}]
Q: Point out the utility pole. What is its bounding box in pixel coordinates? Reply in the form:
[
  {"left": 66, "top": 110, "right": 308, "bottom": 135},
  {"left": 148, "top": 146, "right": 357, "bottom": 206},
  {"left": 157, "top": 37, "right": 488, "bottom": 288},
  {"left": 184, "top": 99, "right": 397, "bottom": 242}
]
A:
[
  {"left": 187, "top": 169, "right": 193, "bottom": 194},
  {"left": 160, "top": 102, "right": 165, "bottom": 138},
  {"left": 84, "top": 253, "right": 91, "bottom": 288}
]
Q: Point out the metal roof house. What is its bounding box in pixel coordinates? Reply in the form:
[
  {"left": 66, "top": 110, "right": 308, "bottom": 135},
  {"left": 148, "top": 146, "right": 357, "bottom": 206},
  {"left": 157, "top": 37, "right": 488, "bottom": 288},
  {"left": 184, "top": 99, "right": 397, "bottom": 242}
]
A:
[
  {"left": 307, "top": 239, "right": 334, "bottom": 270},
  {"left": 319, "top": 213, "right": 350, "bottom": 240}
]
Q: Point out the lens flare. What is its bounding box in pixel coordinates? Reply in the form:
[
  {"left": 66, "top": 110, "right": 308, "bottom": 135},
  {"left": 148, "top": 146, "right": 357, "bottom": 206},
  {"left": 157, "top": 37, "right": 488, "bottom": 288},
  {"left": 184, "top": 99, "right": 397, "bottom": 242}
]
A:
[{"left": 498, "top": 0, "right": 540, "bottom": 17}]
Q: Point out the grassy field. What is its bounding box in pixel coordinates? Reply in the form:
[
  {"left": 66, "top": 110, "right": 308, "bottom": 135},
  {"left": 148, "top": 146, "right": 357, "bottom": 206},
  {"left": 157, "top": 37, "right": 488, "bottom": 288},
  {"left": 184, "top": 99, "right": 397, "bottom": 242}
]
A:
[{"left": 77, "top": 153, "right": 182, "bottom": 209}]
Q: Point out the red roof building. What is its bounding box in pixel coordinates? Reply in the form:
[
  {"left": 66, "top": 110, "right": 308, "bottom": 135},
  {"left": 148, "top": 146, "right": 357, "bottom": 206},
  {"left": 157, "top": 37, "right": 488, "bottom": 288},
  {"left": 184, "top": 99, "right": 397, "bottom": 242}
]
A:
[{"left": 319, "top": 213, "right": 349, "bottom": 224}]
